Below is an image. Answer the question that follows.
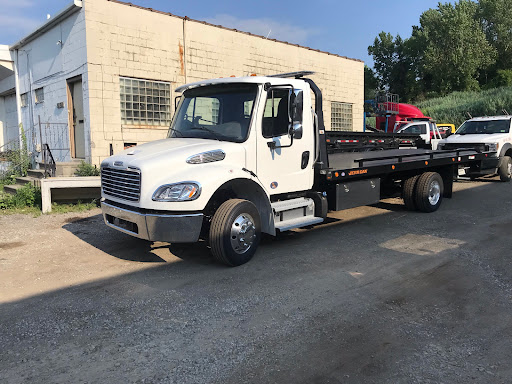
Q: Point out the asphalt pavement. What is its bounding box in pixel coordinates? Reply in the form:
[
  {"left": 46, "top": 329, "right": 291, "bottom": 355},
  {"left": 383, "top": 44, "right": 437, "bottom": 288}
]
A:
[{"left": 1, "top": 178, "right": 511, "bottom": 383}]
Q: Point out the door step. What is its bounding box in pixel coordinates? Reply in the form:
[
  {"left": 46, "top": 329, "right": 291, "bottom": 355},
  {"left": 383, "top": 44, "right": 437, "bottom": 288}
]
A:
[
  {"left": 272, "top": 197, "right": 324, "bottom": 232},
  {"left": 271, "top": 197, "right": 312, "bottom": 212},
  {"left": 275, "top": 216, "right": 324, "bottom": 231}
]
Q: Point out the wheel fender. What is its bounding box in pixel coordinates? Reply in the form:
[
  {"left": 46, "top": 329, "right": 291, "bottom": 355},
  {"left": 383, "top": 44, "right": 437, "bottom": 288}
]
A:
[
  {"left": 499, "top": 143, "right": 512, "bottom": 163},
  {"left": 206, "top": 178, "right": 275, "bottom": 236}
]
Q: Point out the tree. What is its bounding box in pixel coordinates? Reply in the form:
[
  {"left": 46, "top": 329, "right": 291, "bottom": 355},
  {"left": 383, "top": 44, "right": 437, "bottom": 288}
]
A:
[
  {"left": 364, "top": 65, "right": 378, "bottom": 100},
  {"left": 480, "top": 0, "right": 512, "bottom": 76},
  {"left": 367, "top": 32, "right": 423, "bottom": 102},
  {"left": 368, "top": 32, "right": 396, "bottom": 91},
  {"left": 419, "top": 0, "right": 496, "bottom": 93}
]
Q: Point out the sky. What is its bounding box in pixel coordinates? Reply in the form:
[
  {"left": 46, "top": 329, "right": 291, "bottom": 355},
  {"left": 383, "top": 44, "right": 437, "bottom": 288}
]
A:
[{"left": 0, "top": 0, "right": 442, "bottom": 67}]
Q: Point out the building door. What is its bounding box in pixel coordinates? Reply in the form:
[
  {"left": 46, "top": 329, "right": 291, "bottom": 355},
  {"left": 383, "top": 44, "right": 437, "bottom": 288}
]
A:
[{"left": 67, "top": 77, "right": 85, "bottom": 159}]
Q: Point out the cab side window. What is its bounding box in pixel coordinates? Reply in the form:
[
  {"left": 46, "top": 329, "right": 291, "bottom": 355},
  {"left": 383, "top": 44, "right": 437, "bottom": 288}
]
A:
[
  {"left": 262, "top": 89, "right": 290, "bottom": 138},
  {"left": 402, "top": 124, "right": 426, "bottom": 134}
]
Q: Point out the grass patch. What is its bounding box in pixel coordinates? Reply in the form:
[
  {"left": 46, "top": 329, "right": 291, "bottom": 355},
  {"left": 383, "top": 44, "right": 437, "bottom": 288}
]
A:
[
  {"left": 0, "top": 183, "right": 100, "bottom": 216},
  {"left": 50, "top": 199, "right": 100, "bottom": 214},
  {"left": 417, "top": 86, "right": 512, "bottom": 127}
]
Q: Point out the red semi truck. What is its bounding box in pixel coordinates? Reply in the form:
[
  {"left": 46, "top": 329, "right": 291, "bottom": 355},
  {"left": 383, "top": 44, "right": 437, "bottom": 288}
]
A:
[{"left": 375, "top": 103, "right": 430, "bottom": 132}]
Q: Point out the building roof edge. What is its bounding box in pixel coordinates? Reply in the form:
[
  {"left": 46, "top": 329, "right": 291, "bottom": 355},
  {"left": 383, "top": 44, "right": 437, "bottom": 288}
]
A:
[
  {"left": 107, "top": 0, "right": 363, "bottom": 63},
  {"left": 10, "top": 1, "right": 83, "bottom": 50}
]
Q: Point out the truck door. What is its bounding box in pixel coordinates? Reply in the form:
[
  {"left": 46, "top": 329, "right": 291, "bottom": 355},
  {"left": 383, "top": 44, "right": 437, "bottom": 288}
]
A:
[
  {"left": 256, "top": 87, "right": 314, "bottom": 195},
  {"left": 400, "top": 122, "right": 429, "bottom": 143}
]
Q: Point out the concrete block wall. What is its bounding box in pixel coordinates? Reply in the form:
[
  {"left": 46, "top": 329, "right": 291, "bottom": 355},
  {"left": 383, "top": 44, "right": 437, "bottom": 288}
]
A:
[
  {"left": 84, "top": 0, "right": 364, "bottom": 165},
  {"left": 0, "top": 93, "right": 18, "bottom": 147}
]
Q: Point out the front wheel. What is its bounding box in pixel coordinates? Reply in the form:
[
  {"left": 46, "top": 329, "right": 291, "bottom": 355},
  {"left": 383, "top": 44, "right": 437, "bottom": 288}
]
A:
[
  {"left": 209, "top": 199, "right": 261, "bottom": 266},
  {"left": 498, "top": 156, "right": 512, "bottom": 182}
]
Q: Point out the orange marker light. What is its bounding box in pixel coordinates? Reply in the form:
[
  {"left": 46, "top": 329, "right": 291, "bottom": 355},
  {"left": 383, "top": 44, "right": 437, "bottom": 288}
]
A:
[
  {"left": 335, "top": 172, "right": 339, "bottom": 177},
  {"left": 250, "top": 73, "right": 257, "bottom": 76},
  {"left": 425, "top": 161, "right": 429, "bottom": 165},
  {"left": 392, "top": 165, "right": 395, "bottom": 170}
]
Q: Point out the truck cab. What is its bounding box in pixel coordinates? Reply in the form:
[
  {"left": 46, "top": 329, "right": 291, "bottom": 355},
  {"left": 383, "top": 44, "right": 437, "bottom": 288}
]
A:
[
  {"left": 101, "top": 75, "right": 316, "bottom": 265},
  {"left": 396, "top": 120, "right": 443, "bottom": 149},
  {"left": 438, "top": 116, "right": 512, "bottom": 181}
]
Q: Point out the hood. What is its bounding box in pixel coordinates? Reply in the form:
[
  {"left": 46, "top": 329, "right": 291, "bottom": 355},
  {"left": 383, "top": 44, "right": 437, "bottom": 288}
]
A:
[
  {"left": 442, "top": 133, "right": 510, "bottom": 144},
  {"left": 101, "top": 138, "right": 246, "bottom": 170}
]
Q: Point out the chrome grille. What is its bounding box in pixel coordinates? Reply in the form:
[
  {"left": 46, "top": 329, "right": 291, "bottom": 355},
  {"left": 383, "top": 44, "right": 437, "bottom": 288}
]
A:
[{"left": 101, "top": 167, "right": 141, "bottom": 202}]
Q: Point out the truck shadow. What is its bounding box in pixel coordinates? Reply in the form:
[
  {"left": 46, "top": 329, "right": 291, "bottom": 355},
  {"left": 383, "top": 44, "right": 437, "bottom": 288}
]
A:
[
  {"left": 63, "top": 214, "right": 216, "bottom": 265},
  {"left": 63, "top": 214, "right": 169, "bottom": 263}
]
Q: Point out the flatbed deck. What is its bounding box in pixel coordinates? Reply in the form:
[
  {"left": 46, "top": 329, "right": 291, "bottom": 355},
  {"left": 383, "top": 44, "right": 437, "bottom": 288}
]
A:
[{"left": 323, "top": 148, "right": 495, "bottom": 182}]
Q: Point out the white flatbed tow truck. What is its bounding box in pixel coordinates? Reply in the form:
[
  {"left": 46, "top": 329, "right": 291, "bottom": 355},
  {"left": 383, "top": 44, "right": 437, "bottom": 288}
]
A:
[{"left": 100, "top": 71, "right": 495, "bottom": 266}]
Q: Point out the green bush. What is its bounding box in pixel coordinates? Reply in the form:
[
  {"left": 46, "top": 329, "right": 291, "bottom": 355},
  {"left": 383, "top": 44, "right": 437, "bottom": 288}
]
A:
[
  {"left": 75, "top": 161, "right": 100, "bottom": 177},
  {"left": 0, "top": 124, "right": 30, "bottom": 183},
  {"left": 0, "top": 184, "right": 41, "bottom": 210}
]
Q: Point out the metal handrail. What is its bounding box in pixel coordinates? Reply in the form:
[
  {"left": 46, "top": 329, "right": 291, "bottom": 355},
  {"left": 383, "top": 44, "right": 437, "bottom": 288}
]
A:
[{"left": 42, "top": 144, "right": 56, "bottom": 178}]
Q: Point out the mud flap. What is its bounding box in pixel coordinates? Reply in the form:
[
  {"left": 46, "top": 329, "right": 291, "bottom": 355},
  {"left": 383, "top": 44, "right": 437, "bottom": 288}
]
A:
[{"left": 440, "top": 165, "right": 454, "bottom": 198}]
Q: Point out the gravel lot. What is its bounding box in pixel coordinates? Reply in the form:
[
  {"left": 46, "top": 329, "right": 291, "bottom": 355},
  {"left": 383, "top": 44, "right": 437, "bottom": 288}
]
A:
[{"left": 1, "top": 179, "right": 512, "bottom": 383}]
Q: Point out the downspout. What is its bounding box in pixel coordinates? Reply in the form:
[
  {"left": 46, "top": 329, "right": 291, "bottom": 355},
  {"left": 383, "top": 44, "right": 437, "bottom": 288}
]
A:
[
  {"left": 182, "top": 18, "right": 188, "bottom": 84},
  {"left": 13, "top": 49, "right": 23, "bottom": 146}
]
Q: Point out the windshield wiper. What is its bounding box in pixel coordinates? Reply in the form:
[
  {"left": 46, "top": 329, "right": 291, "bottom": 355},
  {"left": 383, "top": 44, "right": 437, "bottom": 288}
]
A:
[
  {"left": 189, "top": 126, "right": 222, "bottom": 141},
  {"left": 168, "top": 127, "right": 185, "bottom": 138}
]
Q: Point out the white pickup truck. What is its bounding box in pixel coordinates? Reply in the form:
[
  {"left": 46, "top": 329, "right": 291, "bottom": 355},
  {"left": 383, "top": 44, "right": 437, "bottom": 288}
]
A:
[
  {"left": 438, "top": 116, "right": 512, "bottom": 181},
  {"left": 100, "top": 72, "right": 494, "bottom": 266},
  {"left": 395, "top": 120, "right": 443, "bottom": 149}
]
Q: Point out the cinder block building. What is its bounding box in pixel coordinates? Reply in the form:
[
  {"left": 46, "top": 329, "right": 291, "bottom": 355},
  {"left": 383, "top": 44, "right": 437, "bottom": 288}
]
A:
[{"left": 0, "top": 0, "right": 363, "bottom": 166}]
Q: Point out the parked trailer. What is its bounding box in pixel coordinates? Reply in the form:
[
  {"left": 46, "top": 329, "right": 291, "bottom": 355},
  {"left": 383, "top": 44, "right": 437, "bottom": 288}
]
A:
[{"left": 100, "top": 71, "right": 495, "bottom": 266}]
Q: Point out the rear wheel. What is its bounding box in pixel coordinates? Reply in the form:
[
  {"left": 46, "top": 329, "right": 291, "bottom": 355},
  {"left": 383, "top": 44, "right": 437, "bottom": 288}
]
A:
[
  {"left": 209, "top": 199, "right": 261, "bottom": 266},
  {"left": 402, "top": 175, "right": 420, "bottom": 211},
  {"left": 414, "top": 172, "right": 444, "bottom": 213},
  {"left": 498, "top": 156, "right": 512, "bottom": 182}
]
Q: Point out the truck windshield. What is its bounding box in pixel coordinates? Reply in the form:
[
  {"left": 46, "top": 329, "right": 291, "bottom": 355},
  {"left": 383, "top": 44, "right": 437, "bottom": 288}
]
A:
[
  {"left": 168, "top": 84, "right": 258, "bottom": 142},
  {"left": 456, "top": 119, "right": 511, "bottom": 134}
]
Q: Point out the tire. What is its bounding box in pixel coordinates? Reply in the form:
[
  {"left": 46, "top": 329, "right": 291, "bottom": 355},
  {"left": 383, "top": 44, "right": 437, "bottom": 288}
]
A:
[
  {"left": 414, "top": 172, "right": 444, "bottom": 213},
  {"left": 209, "top": 199, "right": 261, "bottom": 266},
  {"left": 498, "top": 156, "right": 512, "bottom": 182},
  {"left": 402, "top": 175, "right": 420, "bottom": 211}
]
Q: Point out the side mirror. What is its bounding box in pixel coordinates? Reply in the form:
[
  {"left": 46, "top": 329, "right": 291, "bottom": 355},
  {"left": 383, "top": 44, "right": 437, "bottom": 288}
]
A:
[
  {"left": 292, "top": 123, "right": 303, "bottom": 139},
  {"left": 291, "top": 90, "right": 303, "bottom": 124}
]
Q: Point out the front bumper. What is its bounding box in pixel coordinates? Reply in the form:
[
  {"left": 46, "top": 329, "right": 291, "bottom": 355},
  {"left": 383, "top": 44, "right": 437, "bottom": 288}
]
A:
[{"left": 101, "top": 201, "right": 203, "bottom": 242}]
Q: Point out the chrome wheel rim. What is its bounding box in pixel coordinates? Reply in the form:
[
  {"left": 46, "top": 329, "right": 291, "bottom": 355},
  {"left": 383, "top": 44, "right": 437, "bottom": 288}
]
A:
[
  {"left": 508, "top": 161, "right": 512, "bottom": 176},
  {"left": 230, "top": 213, "right": 256, "bottom": 254},
  {"left": 428, "top": 180, "right": 441, "bottom": 205}
]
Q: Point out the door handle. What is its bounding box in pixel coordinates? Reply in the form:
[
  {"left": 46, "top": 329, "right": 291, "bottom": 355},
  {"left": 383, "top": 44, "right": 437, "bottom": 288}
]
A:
[{"left": 301, "top": 151, "right": 310, "bottom": 169}]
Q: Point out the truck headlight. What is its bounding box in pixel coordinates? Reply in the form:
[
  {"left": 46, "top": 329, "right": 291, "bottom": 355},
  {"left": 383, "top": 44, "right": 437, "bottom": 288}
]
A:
[
  {"left": 486, "top": 143, "right": 499, "bottom": 152},
  {"left": 438, "top": 142, "right": 445, "bottom": 150},
  {"left": 152, "top": 182, "right": 201, "bottom": 201}
]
